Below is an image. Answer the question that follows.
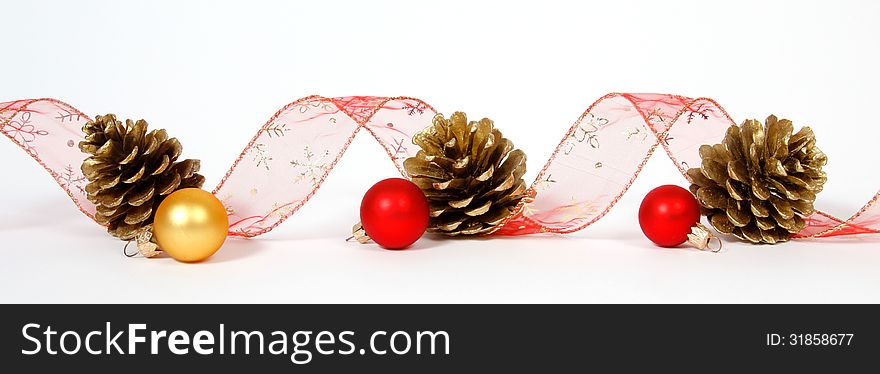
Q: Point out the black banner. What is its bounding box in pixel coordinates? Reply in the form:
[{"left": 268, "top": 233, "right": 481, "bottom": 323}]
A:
[{"left": 1, "top": 305, "right": 876, "bottom": 370}]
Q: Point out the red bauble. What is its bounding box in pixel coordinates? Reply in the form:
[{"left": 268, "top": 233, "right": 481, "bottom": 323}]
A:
[
  {"left": 360, "top": 178, "right": 429, "bottom": 250},
  {"left": 638, "top": 185, "right": 701, "bottom": 247}
]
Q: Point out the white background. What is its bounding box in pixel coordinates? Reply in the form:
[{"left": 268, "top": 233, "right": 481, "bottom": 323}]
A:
[{"left": 1, "top": 0, "right": 879, "bottom": 303}]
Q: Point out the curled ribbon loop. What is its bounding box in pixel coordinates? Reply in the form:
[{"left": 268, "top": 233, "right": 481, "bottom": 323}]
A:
[{"left": 2, "top": 94, "right": 878, "bottom": 239}]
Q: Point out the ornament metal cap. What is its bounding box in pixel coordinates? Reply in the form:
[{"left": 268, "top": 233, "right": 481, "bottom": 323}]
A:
[
  {"left": 686, "top": 222, "right": 722, "bottom": 253},
  {"left": 123, "top": 225, "right": 163, "bottom": 258},
  {"left": 349, "top": 222, "right": 372, "bottom": 244}
]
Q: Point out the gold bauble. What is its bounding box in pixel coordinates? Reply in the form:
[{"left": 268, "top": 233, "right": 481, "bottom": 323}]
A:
[{"left": 153, "top": 188, "right": 229, "bottom": 262}]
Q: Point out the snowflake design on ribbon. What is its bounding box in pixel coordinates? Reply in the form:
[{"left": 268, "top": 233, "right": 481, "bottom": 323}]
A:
[
  {"left": 248, "top": 143, "right": 272, "bottom": 170},
  {"left": 298, "top": 99, "right": 336, "bottom": 115},
  {"left": 2, "top": 112, "right": 49, "bottom": 153},
  {"left": 55, "top": 109, "right": 83, "bottom": 123},
  {"left": 646, "top": 108, "right": 667, "bottom": 124},
  {"left": 403, "top": 102, "right": 428, "bottom": 116},
  {"left": 623, "top": 126, "right": 648, "bottom": 142},
  {"left": 685, "top": 102, "right": 714, "bottom": 124},
  {"left": 265, "top": 123, "right": 289, "bottom": 138},
  {"left": 56, "top": 164, "right": 87, "bottom": 194},
  {"left": 290, "top": 146, "right": 330, "bottom": 186},
  {"left": 532, "top": 174, "right": 557, "bottom": 192},
  {"left": 563, "top": 113, "right": 609, "bottom": 155}
]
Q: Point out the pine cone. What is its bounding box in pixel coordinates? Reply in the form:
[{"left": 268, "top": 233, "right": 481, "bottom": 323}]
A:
[
  {"left": 79, "top": 114, "right": 205, "bottom": 240},
  {"left": 688, "top": 115, "right": 827, "bottom": 244},
  {"left": 404, "top": 112, "right": 527, "bottom": 235}
]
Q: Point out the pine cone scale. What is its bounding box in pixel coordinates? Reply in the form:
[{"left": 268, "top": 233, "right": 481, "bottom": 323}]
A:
[
  {"left": 413, "top": 137, "right": 443, "bottom": 157},
  {"left": 124, "top": 203, "right": 153, "bottom": 225},
  {"left": 97, "top": 174, "right": 122, "bottom": 189},
  {"left": 475, "top": 166, "right": 493, "bottom": 181},
  {"left": 124, "top": 119, "right": 147, "bottom": 146},
  {"left": 121, "top": 164, "right": 146, "bottom": 184},
  {"left": 448, "top": 195, "right": 474, "bottom": 209},
  {"left": 418, "top": 151, "right": 455, "bottom": 170},
  {"left": 128, "top": 184, "right": 156, "bottom": 206},
  {"left": 96, "top": 205, "right": 127, "bottom": 224},
  {"left": 469, "top": 120, "right": 493, "bottom": 158},
  {"left": 726, "top": 203, "right": 751, "bottom": 227},
  {"left": 156, "top": 173, "right": 182, "bottom": 195},
  {"left": 113, "top": 222, "right": 141, "bottom": 240},
  {"left": 725, "top": 179, "right": 748, "bottom": 200},
  {"left": 433, "top": 178, "right": 467, "bottom": 190},
  {"left": 81, "top": 159, "right": 112, "bottom": 180},
  {"left": 403, "top": 158, "right": 449, "bottom": 179},
  {"left": 755, "top": 216, "right": 775, "bottom": 230},
  {"left": 789, "top": 130, "right": 812, "bottom": 154},
  {"left": 480, "top": 137, "right": 512, "bottom": 173},
  {"left": 150, "top": 155, "right": 171, "bottom": 176},
  {"left": 759, "top": 229, "right": 779, "bottom": 244},
  {"left": 184, "top": 175, "right": 205, "bottom": 189},
  {"left": 492, "top": 181, "right": 527, "bottom": 206},
  {"left": 95, "top": 186, "right": 130, "bottom": 207},
  {"left": 701, "top": 160, "right": 728, "bottom": 185},
  {"left": 92, "top": 139, "right": 119, "bottom": 159},
  {"left": 142, "top": 134, "right": 160, "bottom": 155},
  {"left": 480, "top": 207, "right": 510, "bottom": 225},
  {"left": 448, "top": 112, "right": 469, "bottom": 152},
  {"left": 428, "top": 203, "right": 448, "bottom": 217},
  {"left": 790, "top": 199, "right": 813, "bottom": 215},
  {"left": 750, "top": 199, "right": 771, "bottom": 217},
  {"left": 463, "top": 200, "right": 492, "bottom": 216},
  {"left": 176, "top": 159, "right": 200, "bottom": 178},
  {"left": 727, "top": 160, "right": 749, "bottom": 183},
  {"left": 695, "top": 187, "right": 728, "bottom": 209},
  {"left": 769, "top": 195, "right": 794, "bottom": 219}
]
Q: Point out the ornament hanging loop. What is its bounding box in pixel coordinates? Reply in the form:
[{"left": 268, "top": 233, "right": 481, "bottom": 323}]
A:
[
  {"left": 707, "top": 236, "right": 723, "bottom": 253},
  {"left": 686, "top": 223, "right": 723, "bottom": 253},
  {"left": 123, "top": 240, "right": 139, "bottom": 257}
]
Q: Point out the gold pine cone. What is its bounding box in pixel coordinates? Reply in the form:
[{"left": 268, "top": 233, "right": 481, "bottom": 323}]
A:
[
  {"left": 79, "top": 114, "right": 205, "bottom": 240},
  {"left": 688, "top": 115, "right": 827, "bottom": 244},
  {"left": 404, "top": 112, "right": 528, "bottom": 236}
]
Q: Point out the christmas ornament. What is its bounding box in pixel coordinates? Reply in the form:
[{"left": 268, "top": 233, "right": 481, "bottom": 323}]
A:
[
  {"left": 352, "top": 178, "right": 429, "bottom": 250},
  {"left": 639, "top": 185, "right": 719, "bottom": 251},
  {"left": 79, "top": 114, "right": 205, "bottom": 240},
  {"left": 688, "top": 115, "right": 827, "bottom": 244},
  {"left": 153, "top": 188, "right": 229, "bottom": 262},
  {"left": 404, "top": 112, "right": 528, "bottom": 236}
]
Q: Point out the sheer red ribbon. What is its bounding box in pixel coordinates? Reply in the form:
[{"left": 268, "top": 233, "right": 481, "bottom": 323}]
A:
[{"left": 2, "top": 94, "right": 878, "bottom": 239}]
